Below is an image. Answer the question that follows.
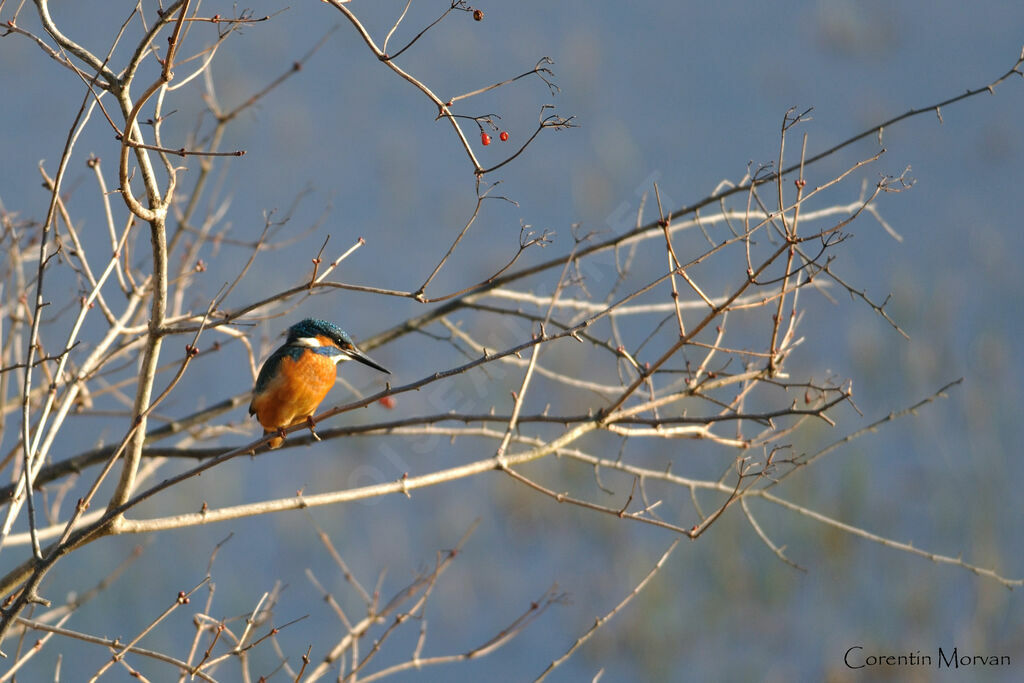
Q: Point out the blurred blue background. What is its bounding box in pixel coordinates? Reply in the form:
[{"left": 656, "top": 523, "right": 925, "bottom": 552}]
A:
[{"left": 1, "top": 0, "right": 1022, "bottom": 680}]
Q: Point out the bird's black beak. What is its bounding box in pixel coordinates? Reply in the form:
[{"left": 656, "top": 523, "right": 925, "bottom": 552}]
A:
[{"left": 345, "top": 346, "right": 390, "bottom": 374}]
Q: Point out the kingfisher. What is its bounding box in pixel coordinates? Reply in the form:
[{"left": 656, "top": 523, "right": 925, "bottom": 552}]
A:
[{"left": 249, "top": 318, "right": 389, "bottom": 448}]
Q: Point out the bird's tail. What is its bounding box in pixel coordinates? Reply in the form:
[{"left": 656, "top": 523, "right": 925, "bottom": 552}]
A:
[{"left": 264, "top": 430, "right": 284, "bottom": 449}]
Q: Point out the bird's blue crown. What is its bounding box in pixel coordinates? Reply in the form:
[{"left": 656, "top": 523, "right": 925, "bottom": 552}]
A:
[{"left": 287, "top": 318, "right": 354, "bottom": 348}]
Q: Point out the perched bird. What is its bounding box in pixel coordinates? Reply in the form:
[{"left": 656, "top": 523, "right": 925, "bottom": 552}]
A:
[{"left": 249, "top": 318, "right": 389, "bottom": 448}]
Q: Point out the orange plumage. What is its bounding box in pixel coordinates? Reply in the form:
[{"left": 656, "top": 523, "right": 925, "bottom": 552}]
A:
[
  {"left": 249, "top": 347, "right": 339, "bottom": 448},
  {"left": 249, "top": 320, "right": 389, "bottom": 449}
]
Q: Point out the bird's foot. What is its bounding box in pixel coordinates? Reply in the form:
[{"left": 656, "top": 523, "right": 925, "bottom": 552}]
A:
[{"left": 306, "top": 415, "right": 321, "bottom": 441}]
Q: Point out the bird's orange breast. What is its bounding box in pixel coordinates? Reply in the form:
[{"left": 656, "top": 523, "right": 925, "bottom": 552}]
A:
[{"left": 250, "top": 351, "right": 338, "bottom": 431}]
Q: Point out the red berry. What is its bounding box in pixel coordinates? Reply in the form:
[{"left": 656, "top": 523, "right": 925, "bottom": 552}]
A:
[
  {"left": 378, "top": 396, "right": 396, "bottom": 409},
  {"left": 481, "top": 132, "right": 491, "bottom": 146},
  {"left": 499, "top": 131, "right": 509, "bottom": 142}
]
